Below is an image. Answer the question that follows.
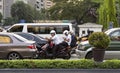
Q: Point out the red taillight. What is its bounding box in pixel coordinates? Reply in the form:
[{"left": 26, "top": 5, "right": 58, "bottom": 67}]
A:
[{"left": 28, "top": 44, "right": 36, "bottom": 49}]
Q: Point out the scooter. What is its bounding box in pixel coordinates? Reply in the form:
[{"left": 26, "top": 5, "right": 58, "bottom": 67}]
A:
[{"left": 37, "top": 41, "right": 71, "bottom": 59}]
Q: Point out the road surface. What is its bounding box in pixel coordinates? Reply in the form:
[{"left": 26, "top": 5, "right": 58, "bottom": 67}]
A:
[{"left": 0, "top": 69, "right": 119, "bottom": 73}]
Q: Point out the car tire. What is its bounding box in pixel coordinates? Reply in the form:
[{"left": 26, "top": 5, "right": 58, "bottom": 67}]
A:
[
  {"left": 7, "top": 52, "right": 21, "bottom": 60},
  {"left": 85, "top": 52, "right": 93, "bottom": 59}
]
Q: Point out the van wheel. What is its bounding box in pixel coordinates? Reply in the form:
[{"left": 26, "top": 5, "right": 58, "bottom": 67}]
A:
[
  {"left": 7, "top": 52, "right": 21, "bottom": 60},
  {"left": 85, "top": 52, "right": 93, "bottom": 59}
]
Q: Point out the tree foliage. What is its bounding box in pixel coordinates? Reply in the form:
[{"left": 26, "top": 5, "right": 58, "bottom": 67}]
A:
[
  {"left": 116, "top": 0, "right": 120, "bottom": 18},
  {"left": 49, "top": 0, "right": 99, "bottom": 24},
  {"left": 11, "top": 1, "right": 34, "bottom": 23},
  {"left": 39, "top": 9, "right": 50, "bottom": 20},
  {"left": 98, "top": 0, "right": 118, "bottom": 29},
  {"left": 4, "top": 17, "right": 15, "bottom": 26}
]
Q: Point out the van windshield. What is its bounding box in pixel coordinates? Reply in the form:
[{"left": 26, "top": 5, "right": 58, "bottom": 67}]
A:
[
  {"left": 8, "top": 25, "right": 23, "bottom": 32},
  {"left": 27, "top": 25, "right": 69, "bottom": 34}
]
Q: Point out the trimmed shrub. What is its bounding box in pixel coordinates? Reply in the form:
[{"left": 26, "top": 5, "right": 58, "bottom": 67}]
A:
[
  {"left": 0, "top": 59, "right": 95, "bottom": 69},
  {"left": 0, "top": 59, "right": 120, "bottom": 69},
  {"left": 89, "top": 32, "right": 110, "bottom": 49},
  {"left": 97, "top": 59, "right": 120, "bottom": 69}
]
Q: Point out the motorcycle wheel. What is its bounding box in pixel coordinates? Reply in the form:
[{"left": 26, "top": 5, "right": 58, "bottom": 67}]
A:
[
  {"left": 38, "top": 51, "right": 47, "bottom": 59},
  {"left": 63, "top": 52, "right": 71, "bottom": 59}
]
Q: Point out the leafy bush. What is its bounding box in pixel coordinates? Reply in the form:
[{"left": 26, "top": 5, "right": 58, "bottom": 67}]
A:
[
  {"left": 0, "top": 59, "right": 120, "bottom": 69},
  {"left": 89, "top": 32, "right": 110, "bottom": 49},
  {"left": 0, "top": 59, "right": 95, "bottom": 69},
  {"left": 97, "top": 59, "right": 120, "bottom": 69}
]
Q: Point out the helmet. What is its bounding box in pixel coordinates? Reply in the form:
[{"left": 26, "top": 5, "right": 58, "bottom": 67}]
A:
[
  {"left": 63, "top": 30, "right": 69, "bottom": 34},
  {"left": 70, "top": 30, "right": 74, "bottom": 33},
  {"left": 69, "top": 30, "right": 75, "bottom": 34},
  {"left": 50, "top": 30, "right": 56, "bottom": 34}
]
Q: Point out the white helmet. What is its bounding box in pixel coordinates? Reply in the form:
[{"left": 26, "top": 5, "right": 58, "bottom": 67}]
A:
[
  {"left": 50, "top": 30, "right": 56, "bottom": 34},
  {"left": 69, "top": 30, "right": 75, "bottom": 34},
  {"left": 63, "top": 30, "right": 69, "bottom": 34},
  {"left": 70, "top": 30, "right": 74, "bottom": 33}
]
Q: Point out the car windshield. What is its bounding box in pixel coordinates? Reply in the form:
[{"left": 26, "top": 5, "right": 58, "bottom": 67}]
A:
[
  {"left": 104, "top": 28, "right": 120, "bottom": 35},
  {"left": 104, "top": 29, "right": 113, "bottom": 35}
]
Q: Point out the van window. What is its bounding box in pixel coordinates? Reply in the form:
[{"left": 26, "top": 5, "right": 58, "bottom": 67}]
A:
[
  {"left": 27, "top": 25, "right": 69, "bottom": 34},
  {"left": 9, "top": 25, "right": 23, "bottom": 32}
]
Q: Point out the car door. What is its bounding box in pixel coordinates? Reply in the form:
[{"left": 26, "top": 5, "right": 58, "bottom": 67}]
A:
[
  {"left": 0, "top": 35, "right": 12, "bottom": 59},
  {"left": 105, "top": 30, "right": 120, "bottom": 59}
]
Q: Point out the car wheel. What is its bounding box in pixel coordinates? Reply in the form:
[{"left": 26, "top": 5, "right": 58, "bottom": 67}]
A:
[
  {"left": 7, "top": 52, "right": 21, "bottom": 60},
  {"left": 85, "top": 52, "right": 93, "bottom": 59}
]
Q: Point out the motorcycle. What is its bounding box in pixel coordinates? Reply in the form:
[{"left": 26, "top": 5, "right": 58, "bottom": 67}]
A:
[{"left": 37, "top": 41, "right": 71, "bottom": 59}]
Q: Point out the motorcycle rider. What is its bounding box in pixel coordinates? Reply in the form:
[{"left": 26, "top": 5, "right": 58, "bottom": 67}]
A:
[
  {"left": 63, "top": 30, "right": 72, "bottom": 48},
  {"left": 69, "top": 30, "right": 77, "bottom": 48},
  {"left": 39, "top": 30, "right": 70, "bottom": 59},
  {"left": 69, "top": 30, "right": 77, "bottom": 54},
  {"left": 49, "top": 30, "right": 62, "bottom": 45},
  {"left": 42, "top": 30, "right": 62, "bottom": 50},
  {"left": 47, "top": 30, "right": 63, "bottom": 57}
]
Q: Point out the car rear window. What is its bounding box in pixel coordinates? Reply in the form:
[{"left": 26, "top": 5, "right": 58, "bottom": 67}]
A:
[
  {"left": 0, "top": 35, "right": 12, "bottom": 44},
  {"left": 16, "top": 33, "right": 34, "bottom": 41},
  {"left": 13, "top": 34, "right": 29, "bottom": 42}
]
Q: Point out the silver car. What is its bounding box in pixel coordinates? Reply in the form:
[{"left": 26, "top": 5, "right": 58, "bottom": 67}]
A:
[
  {"left": 0, "top": 32, "right": 37, "bottom": 60},
  {"left": 76, "top": 28, "right": 120, "bottom": 59}
]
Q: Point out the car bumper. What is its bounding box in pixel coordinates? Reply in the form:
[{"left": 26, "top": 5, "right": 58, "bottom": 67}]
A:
[
  {"left": 75, "top": 49, "right": 86, "bottom": 59},
  {"left": 21, "top": 49, "right": 38, "bottom": 59}
]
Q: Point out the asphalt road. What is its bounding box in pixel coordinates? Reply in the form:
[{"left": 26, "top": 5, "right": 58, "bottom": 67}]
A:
[{"left": 0, "top": 69, "right": 120, "bottom": 73}]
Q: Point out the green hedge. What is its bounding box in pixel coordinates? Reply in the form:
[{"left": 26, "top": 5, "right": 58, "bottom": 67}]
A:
[{"left": 0, "top": 59, "right": 120, "bottom": 69}]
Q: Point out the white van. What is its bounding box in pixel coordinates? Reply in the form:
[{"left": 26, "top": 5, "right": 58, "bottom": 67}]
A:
[{"left": 7, "top": 23, "right": 73, "bottom": 38}]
